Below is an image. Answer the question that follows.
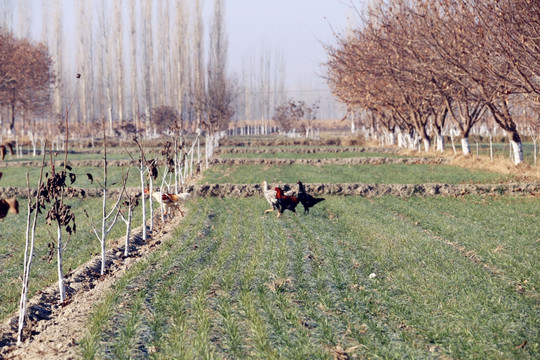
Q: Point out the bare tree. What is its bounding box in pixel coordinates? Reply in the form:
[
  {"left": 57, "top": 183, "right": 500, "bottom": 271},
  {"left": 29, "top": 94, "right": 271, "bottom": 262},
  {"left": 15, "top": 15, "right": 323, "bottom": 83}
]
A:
[
  {"left": 206, "top": 0, "right": 234, "bottom": 134},
  {"left": 326, "top": 0, "right": 536, "bottom": 163},
  {"left": 85, "top": 119, "right": 127, "bottom": 275},
  {"left": 51, "top": 0, "right": 62, "bottom": 119},
  {"left": 190, "top": 0, "right": 205, "bottom": 171},
  {"left": 174, "top": 0, "right": 189, "bottom": 126},
  {"left": 114, "top": 0, "right": 124, "bottom": 124},
  {"left": 17, "top": 150, "right": 47, "bottom": 344},
  {"left": 142, "top": 0, "right": 154, "bottom": 126},
  {"left": 75, "top": 1, "right": 89, "bottom": 127}
]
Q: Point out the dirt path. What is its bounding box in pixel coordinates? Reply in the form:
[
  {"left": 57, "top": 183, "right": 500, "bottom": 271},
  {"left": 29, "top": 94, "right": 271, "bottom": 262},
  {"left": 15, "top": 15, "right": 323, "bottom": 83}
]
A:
[{"left": 0, "top": 212, "right": 185, "bottom": 360}]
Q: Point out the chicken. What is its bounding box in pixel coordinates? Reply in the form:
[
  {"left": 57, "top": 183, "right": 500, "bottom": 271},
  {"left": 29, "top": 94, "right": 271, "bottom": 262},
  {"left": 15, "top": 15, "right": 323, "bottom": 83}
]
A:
[
  {"left": 0, "top": 198, "right": 19, "bottom": 219},
  {"left": 263, "top": 181, "right": 296, "bottom": 214},
  {"left": 262, "top": 181, "right": 279, "bottom": 214},
  {"left": 274, "top": 186, "right": 300, "bottom": 218},
  {"left": 144, "top": 188, "right": 191, "bottom": 217},
  {"left": 296, "top": 181, "right": 325, "bottom": 214}
]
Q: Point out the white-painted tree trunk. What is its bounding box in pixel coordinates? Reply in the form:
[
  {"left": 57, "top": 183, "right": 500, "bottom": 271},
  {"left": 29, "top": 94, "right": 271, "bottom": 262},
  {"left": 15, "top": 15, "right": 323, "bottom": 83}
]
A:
[
  {"left": 197, "top": 131, "right": 201, "bottom": 173},
  {"left": 422, "top": 138, "right": 431, "bottom": 152},
  {"left": 489, "top": 135, "right": 494, "bottom": 162},
  {"left": 158, "top": 168, "right": 169, "bottom": 223},
  {"left": 121, "top": 206, "right": 133, "bottom": 257},
  {"left": 100, "top": 187, "right": 107, "bottom": 275},
  {"left": 174, "top": 138, "right": 179, "bottom": 193},
  {"left": 57, "top": 224, "right": 66, "bottom": 302},
  {"left": 450, "top": 129, "right": 457, "bottom": 154},
  {"left": 510, "top": 140, "right": 523, "bottom": 165},
  {"left": 410, "top": 134, "right": 420, "bottom": 151},
  {"left": 140, "top": 162, "right": 147, "bottom": 241},
  {"left": 461, "top": 137, "right": 471, "bottom": 155},
  {"left": 387, "top": 131, "right": 396, "bottom": 146},
  {"left": 18, "top": 176, "right": 40, "bottom": 344},
  {"left": 149, "top": 175, "right": 154, "bottom": 233},
  {"left": 205, "top": 134, "right": 209, "bottom": 170},
  {"left": 436, "top": 133, "right": 445, "bottom": 153},
  {"left": 397, "top": 129, "right": 405, "bottom": 148}
]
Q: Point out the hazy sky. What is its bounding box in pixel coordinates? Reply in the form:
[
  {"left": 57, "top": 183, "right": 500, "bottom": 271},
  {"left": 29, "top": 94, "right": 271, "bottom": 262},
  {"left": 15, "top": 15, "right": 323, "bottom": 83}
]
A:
[
  {"left": 7, "top": 0, "right": 359, "bottom": 103},
  {"left": 223, "top": 1, "right": 358, "bottom": 89}
]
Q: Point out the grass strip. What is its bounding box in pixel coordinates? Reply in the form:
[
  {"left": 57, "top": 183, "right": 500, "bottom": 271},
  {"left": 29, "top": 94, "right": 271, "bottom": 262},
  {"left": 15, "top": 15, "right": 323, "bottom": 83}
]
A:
[{"left": 198, "top": 163, "right": 516, "bottom": 185}]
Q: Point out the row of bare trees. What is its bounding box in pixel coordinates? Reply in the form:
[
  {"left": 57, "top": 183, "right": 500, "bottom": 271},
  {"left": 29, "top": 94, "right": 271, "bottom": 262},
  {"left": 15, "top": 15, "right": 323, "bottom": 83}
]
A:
[
  {"left": 0, "top": 0, "right": 235, "bottom": 141},
  {"left": 16, "top": 113, "right": 210, "bottom": 344},
  {"left": 326, "top": 0, "right": 540, "bottom": 164}
]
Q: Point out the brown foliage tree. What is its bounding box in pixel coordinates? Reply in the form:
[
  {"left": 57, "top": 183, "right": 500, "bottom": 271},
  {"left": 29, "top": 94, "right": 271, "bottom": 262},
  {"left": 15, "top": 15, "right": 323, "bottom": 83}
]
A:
[
  {"left": 150, "top": 105, "right": 180, "bottom": 133},
  {"left": 0, "top": 30, "right": 54, "bottom": 134},
  {"left": 273, "top": 99, "right": 318, "bottom": 134}
]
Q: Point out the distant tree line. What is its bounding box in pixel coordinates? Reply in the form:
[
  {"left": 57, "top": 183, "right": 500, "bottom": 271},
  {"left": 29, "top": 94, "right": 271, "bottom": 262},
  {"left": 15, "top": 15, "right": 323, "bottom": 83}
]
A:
[
  {"left": 326, "top": 0, "right": 540, "bottom": 165},
  {"left": 0, "top": 0, "right": 235, "bottom": 140}
]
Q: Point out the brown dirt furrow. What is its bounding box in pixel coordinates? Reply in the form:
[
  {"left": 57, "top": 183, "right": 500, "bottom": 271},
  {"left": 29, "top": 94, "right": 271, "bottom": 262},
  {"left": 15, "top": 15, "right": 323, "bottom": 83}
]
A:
[
  {"left": 216, "top": 146, "right": 398, "bottom": 154},
  {"left": 0, "top": 159, "right": 135, "bottom": 168},
  {"left": 210, "top": 157, "right": 449, "bottom": 166},
  {"left": 2, "top": 182, "right": 539, "bottom": 200},
  {"left": 181, "top": 182, "right": 540, "bottom": 198},
  {"left": 1, "top": 156, "right": 442, "bottom": 168},
  {"left": 218, "top": 137, "right": 362, "bottom": 147}
]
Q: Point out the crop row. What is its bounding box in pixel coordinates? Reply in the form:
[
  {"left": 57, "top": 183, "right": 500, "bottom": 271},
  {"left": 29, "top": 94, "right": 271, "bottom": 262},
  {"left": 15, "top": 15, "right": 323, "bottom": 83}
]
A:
[{"left": 81, "top": 196, "right": 539, "bottom": 359}]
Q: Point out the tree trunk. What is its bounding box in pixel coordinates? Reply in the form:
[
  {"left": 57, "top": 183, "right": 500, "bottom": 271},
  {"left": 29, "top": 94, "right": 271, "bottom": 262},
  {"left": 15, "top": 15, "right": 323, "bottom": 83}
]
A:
[
  {"left": 510, "top": 137, "right": 524, "bottom": 165},
  {"left": 149, "top": 175, "right": 154, "bottom": 233},
  {"left": 124, "top": 207, "right": 132, "bottom": 257},
  {"left": 422, "top": 138, "right": 431, "bottom": 152},
  {"left": 486, "top": 102, "right": 523, "bottom": 165},
  {"left": 140, "top": 162, "right": 147, "bottom": 241},
  {"left": 461, "top": 137, "right": 471, "bottom": 155},
  {"left": 436, "top": 133, "right": 445, "bottom": 153},
  {"left": 9, "top": 103, "right": 16, "bottom": 134},
  {"left": 489, "top": 135, "right": 494, "bottom": 162},
  {"left": 100, "top": 186, "right": 107, "bottom": 275},
  {"left": 57, "top": 224, "right": 66, "bottom": 302}
]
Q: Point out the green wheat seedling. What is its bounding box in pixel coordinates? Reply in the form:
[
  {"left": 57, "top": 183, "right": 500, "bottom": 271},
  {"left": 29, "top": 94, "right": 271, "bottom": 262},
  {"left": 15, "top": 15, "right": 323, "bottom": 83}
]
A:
[
  {"left": 199, "top": 163, "right": 517, "bottom": 185},
  {"left": 80, "top": 197, "right": 539, "bottom": 359}
]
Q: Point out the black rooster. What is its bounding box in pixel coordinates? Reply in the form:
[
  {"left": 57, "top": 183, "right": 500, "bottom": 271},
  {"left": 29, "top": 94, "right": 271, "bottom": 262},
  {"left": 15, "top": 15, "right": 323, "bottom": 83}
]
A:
[{"left": 296, "top": 181, "right": 325, "bottom": 214}]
